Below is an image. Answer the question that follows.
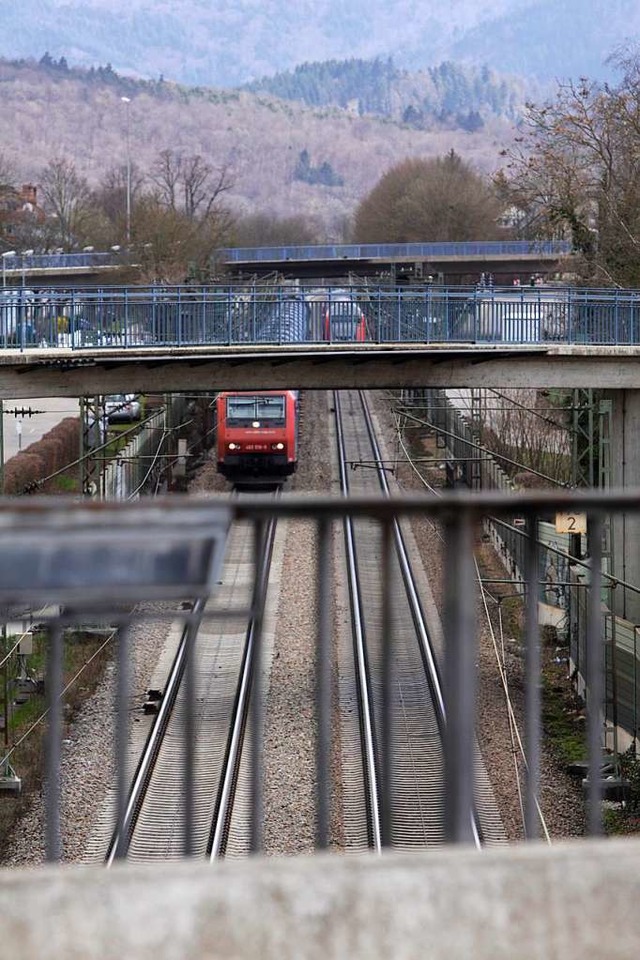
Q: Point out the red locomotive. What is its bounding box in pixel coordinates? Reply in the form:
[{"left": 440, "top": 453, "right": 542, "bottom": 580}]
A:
[{"left": 216, "top": 390, "right": 299, "bottom": 482}]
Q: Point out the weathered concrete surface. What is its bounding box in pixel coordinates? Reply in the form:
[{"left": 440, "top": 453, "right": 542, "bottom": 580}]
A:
[
  {"left": 1, "top": 840, "right": 639, "bottom": 959},
  {"left": 0, "top": 344, "right": 640, "bottom": 397}
]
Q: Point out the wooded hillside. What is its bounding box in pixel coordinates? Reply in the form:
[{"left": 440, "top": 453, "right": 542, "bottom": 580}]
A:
[
  {"left": 244, "top": 58, "right": 527, "bottom": 131},
  {"left": 0, "top": 57, "right": 516, "bottom": 235}
]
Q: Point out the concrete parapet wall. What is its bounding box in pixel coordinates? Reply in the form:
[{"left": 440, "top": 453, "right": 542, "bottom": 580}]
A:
[{"left": 1, "top": 839, "right": 639, "bottom": 959}]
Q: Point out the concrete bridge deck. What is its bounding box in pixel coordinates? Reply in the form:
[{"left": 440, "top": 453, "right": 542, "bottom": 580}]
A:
[{"left": 0, "top": 342, "right": 639, "bottom": 398}]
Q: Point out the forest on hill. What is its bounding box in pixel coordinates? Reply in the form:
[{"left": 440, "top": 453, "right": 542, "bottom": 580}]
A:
[
  {"left": 0, "top": 56, "right": 516, "bottom": 234},
  {"left": 243, "top": 58, "right": 529, "bottom": 132}
]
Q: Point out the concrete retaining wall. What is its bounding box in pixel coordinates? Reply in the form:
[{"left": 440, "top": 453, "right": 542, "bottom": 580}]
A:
[{"left": 1, "top": 839, "right": 639, "bottom": 959}]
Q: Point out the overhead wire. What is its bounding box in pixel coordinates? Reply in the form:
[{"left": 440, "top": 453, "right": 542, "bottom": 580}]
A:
[
  {"left": 0, "top": 398, "right": 219, "bottom": 768},
  {"left": 19, "top": 401, "right": 213, "bottom": 495},
  {"left": 0, "top": 628, "right": 116, "bottom": 771},
  {"left": 398, "top": 406, "right": 568, "bottom": 488},
  {"left": 391, "top": 403, "right": 552, "bottom": 842}
]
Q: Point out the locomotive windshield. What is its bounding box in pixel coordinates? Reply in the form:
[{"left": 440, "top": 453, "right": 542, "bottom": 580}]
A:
[{"left": 226, "top": 395, "right": 286, "bottom": 425}]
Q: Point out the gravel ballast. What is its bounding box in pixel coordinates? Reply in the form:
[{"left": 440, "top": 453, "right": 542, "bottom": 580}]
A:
[{"left": 0, "top": 389, "right": 585, "bottom": 867}]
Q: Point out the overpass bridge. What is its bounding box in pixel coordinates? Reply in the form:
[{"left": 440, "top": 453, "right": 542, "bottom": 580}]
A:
[
  {"left": 5, "top": 278, "right": 640, "bottom": 609},
  {"left": 0, "top": 279, "right": 638, "bottom": 396},
  {"left": 217, "top": 239, "right": 574, "bottom": 281},
  {"left": 3, "top": 240, "right": 574, "bottom": 285},
  {"left": 1, "top": 250, "right": 130, "bottom": 286},
  {"left": 0, "top": 343, "right": 639, "bottom": 399}
]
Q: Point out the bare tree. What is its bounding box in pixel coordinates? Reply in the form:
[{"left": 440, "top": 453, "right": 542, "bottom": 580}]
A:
[
  {"left": 96, "top": 163, "right": 143, "bottom": 219},
  {"left": 134, "top": 148, "right": 235, "bottom": 278},
  {"left": 39, "top": 157, "right": 93, "bottom": 250},
  {"left": 133, "top": 194, "right": 235, "bottom": 283},
  {"left": 92, "top": 163, "right": 145, "bottom": 244},
  {"left": 150, "top": 149, "right": 233, "bottom": 221},
  {"left": 182, "top": 155, "right": 232, "bottom": 219},
  {"left": 149, "top": 149, "right": 183, "bottom": 210},
  {"left": 481, "top": 389, "right": 571, "bottom": 486},
  {"left": 497, "top": 47, "right": 640, "bottom": 286}
]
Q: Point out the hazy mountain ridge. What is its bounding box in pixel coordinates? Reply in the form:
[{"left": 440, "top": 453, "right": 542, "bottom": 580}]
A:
[
  {"left": 1, "top": 0, "right": 638, "bottom": 87},
  {"left": 0, "top": 57, "right": 515, "bottom": 234},
  {"left": 242, "top": 59, "right": 530, "bottom": 129},
  {"left": 445, "top": 0, "right": 640, "bottom": 81}
]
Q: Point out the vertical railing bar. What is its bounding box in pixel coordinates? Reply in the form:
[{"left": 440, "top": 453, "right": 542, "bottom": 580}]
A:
[
  {"left": 250, "top": 517, "right": 266, "bottom": 853},
  {"left": 316, "top": 517, "right": 332, "bottom": 849},
  {"left": 182, "top": 613, "right": 196, "bottom": 857},
  {"left": 381, "top": 518, "right": 394, "bottom": 847},
  {"left": 444, "top": 506, "right": 476, "bottom": 843},
  {"left": 45, "top": 623, "right": 64, "bottom": 862},
  {"left": 587, "top": 513, "right": 604, "bottom": 835},
  {"left": 114, "top": 623, "right": 131, "bottom": 859},
  {"left": 524, "top": 512, "right": 541, "bottom": 839},
  {"left": 251, "top": 283, "right": 257, "bottom": 343}
]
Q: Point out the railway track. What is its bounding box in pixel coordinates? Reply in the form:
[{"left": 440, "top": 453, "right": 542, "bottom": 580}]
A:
[
  {"left": 99, "top": 494, "right": 280, "bottom": 863},
  {"left": 91, "top": 390, "right": 504, "bottom": 863},
  {"left": 334, "top": 389, "right": 504, "bottom": 849}
]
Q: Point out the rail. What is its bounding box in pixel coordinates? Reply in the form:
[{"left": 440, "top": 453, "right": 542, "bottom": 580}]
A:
[
  {"left": 0, "top": 488, "right": 631, "bottom": 862},
  {"left": 334, "top": 391, "right": 382, "bottom": 851},
  {"left": 104, "top": 598, "right": 207, "bottom": 864},
  {"left": 208, "top": 510, "right": 279, "bottom": 858},
  {"left": 336, "top": 390, "right": 490, "bottom": 847}
]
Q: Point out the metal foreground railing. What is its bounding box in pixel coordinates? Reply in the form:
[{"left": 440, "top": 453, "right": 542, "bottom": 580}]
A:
[
  {"left": 3, "top": 282, "right": 640, "bottom": 348},
  {"left": 0, "top": 489, "right": 634, "bottom": 861}
]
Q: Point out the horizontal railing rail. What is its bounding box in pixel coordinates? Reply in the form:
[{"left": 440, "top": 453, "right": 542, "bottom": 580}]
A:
[
  {"left": 217, "top": 240, "right": 574, "bottom": 262},
  {"left": 1, "top": 282, "right": 640, "bottom": 348},
  {"left": 1, "top": 252, "right": 118, "bottom": 271},
  {"left": 0, "top": 240, "right": 572, "bottom": 276},
  {"left": 0, "top": 488, "right": 635, "bottom": 861}
]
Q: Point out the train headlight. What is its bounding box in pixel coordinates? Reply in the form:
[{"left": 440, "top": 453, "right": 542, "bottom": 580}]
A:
[
  {"left": 228, "top": 442, "right": 240, "bottom": 451},
  {"left": 273, "top": 442, "right": 285, "bottom": 451}
]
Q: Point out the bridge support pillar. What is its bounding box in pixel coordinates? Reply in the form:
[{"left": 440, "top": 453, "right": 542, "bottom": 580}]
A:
[{"left": 606, "top": 389, "right": 640, "bottom": 623}]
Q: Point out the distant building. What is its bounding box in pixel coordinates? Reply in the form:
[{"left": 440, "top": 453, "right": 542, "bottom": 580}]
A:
[{"left": 0, "top": 183, "right": 46, "bottom": 242}]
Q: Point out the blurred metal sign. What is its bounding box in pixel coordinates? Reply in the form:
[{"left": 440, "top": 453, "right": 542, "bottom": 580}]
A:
[{"left": 0, "top": 499, "right": 230, "bottom": 610}]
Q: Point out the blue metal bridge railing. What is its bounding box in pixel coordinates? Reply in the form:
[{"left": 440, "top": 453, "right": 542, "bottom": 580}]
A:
[
  {"left": 1, "top": 282, "right": 639, "bottom": 349},
  {"left": 1, "top": 251, "right": 117, "bottom": 272},
  {"left": 217, "top": 240, "right": 574, "bottom": 262},
  {"left": 1, "top": 239, "right": 571, "bottom": 276}
]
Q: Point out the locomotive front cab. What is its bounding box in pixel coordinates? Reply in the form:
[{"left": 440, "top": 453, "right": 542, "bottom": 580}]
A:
[{"left": 218, "top": 392, "right": 296, "bottom": 479}]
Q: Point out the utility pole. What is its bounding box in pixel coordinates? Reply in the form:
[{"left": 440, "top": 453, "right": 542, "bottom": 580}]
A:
[{"left": 121, "top": 97, "right": 132, "bottom": 247}]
